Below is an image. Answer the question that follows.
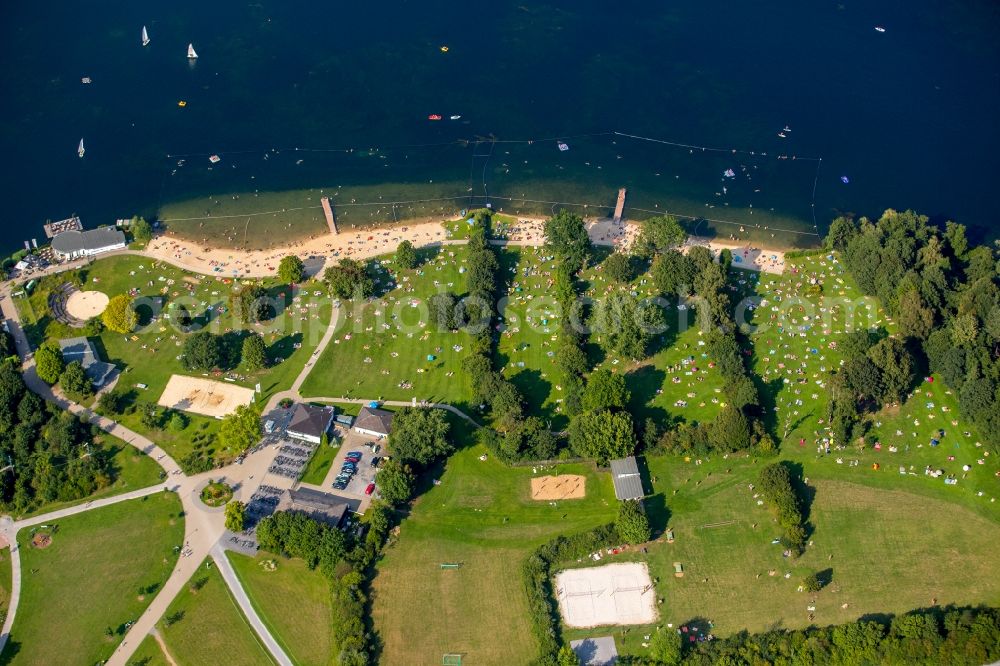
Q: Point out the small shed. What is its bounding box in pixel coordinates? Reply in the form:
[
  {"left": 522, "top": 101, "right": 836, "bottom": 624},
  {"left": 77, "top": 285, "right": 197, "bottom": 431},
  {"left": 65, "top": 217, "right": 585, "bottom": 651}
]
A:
[{"left": 609, "top": 456, "right": 644, "bottom": 501}]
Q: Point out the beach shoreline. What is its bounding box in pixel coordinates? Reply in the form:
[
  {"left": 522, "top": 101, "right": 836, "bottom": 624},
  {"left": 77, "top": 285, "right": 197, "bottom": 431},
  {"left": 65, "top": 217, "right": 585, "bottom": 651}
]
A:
[{"left": 146, "top": 214, "right": 788, "bottom": 278}]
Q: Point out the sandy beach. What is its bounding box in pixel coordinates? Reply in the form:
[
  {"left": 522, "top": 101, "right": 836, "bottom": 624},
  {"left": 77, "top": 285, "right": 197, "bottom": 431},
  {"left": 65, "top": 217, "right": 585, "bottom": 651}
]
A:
[{"left": 146, "top": 216, "right": 785, "bottom": 278}]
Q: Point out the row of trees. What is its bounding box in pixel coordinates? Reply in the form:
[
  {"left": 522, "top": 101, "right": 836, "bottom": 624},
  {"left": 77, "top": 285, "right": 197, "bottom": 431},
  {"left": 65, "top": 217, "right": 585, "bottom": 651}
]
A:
[
  {"left": 180, "top": 330, "right": 267, "bottom": 372},
  {"left": 830, "top": 210, "right": 1000, "bottom": 452},
  {"left": 619, "top": 606, "right": 1000, "bottom": 665},
  {"left": 757, "top": 462, "right": 807, "bottom": 554}
]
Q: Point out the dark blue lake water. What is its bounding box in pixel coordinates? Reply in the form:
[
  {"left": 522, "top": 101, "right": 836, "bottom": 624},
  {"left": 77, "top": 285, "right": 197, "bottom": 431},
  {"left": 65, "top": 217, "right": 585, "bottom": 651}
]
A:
[{"left": 1, "top": 0, "right": 997, "bottom": 251}]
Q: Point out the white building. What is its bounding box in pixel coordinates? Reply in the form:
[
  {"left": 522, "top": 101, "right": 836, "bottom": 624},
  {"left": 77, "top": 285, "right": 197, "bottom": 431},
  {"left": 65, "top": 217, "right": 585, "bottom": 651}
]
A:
[
  {"left": 353, "top": 406, "right": 394, "bottom": 438},
  {"left": 51, "top": 228, "right": 126, "bottom": 260},
  {"left": 285, "top": 403, "right": 334, "bottom": 444}
]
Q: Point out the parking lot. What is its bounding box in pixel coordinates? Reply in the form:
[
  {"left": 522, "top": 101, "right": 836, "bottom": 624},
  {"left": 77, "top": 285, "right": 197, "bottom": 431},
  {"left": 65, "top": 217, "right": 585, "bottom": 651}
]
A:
[{"left": 317, "top": 429, "right": 381, "bottom": 501}]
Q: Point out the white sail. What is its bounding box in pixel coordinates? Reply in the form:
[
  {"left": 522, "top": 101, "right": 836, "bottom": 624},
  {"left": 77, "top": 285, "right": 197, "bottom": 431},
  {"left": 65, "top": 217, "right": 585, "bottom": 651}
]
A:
[
  {"left": 142, "top": 26, "right": 150, "bottom": 46},
  {"left": 78, "top": 139, "right": 85, "bottom": 158},
  {"left": 187, "top": 43, "right": 198, "bottom": 59}
]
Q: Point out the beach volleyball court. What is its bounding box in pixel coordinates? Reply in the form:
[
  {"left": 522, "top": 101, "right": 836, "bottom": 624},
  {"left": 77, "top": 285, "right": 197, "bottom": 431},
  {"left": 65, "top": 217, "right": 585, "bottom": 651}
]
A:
[
  {"left": 64, "top": 290, "right": 109, "bottom": 320},
  {"left": 158, "top": 375, "right": 255, "bottom": 417}
]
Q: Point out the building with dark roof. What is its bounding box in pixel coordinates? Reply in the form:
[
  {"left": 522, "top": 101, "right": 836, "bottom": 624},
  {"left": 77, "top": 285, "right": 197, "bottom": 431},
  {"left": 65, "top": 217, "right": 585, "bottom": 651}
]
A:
[
  {"left": 610, "top": 456, "right": 645, "bottom": 501},
  {"left": 58, "top": 337, "right": 117, "bottom": 387},
  {"left": 353, "top": 406, "right": 394, "bottom": 437},
  {"left": 51, "top": 227, "right": 126, "bottom": 259},
  {"left": 286, "top": 403, "right": 334, "bottom": 444},
  {"left": 287, "top": 487, "right": 349, "bottom": 527}
]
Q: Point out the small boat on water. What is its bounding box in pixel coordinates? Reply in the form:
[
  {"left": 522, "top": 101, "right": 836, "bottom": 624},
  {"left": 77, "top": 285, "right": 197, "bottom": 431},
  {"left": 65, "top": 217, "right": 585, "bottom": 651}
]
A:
[
  {"left": 187, "top": 43, "right": 198, "bottom": 59},
  {"left": 557, "top": 142, "right": 569, "bottom": 152},
  {"left": 783, "top": 125, "right": 791, "bottom": 133},
  {"left": 142, "top": 26, "right": 150, "bottom": 46},
  {"left": 209, "top": 154, "right": 221, "bottom": 164},
  {"left": 841, "top": 175, "right": 850, "bottom": 184},
  {"left": 78, "top": 139, "right": 85, "bottom": 158},
  {"left": 81, "top": 76, "right": 92, "bottom": 84},
  {"left": 723, "top": 168, "right": 735, "bottom": 178},
  {"left": 874, "top": 26, "right": 886, "bottom": 33},
  {"left": 427, "top": 114, "right": 442, "bottom": 120},
  {"left": 777, "top": 132, "right": 787, "bottom": 138},
  {"left": 449, "top": 115, "right": 461, "bottom": 120}
]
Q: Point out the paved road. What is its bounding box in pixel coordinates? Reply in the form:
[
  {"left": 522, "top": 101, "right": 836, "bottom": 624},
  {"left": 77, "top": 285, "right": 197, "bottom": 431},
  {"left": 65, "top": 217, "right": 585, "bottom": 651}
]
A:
[{"left": 212, "top": 543, "right": 292, "bottom": 666}]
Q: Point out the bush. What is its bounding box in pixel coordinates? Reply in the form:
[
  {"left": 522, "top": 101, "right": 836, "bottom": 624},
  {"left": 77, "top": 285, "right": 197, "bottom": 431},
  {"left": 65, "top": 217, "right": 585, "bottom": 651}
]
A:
[
  {"left": 277, "top": 255, "right": 305, "bottom": 284},
  {"left": 616, "top": 499, "right": 651, "bottom": 544},
  {"left": 34, "top": 343, "right": 65, "bottom": 384},
  {"left": 102, "top": 294, "right": 138, "bottom": 333},
  {"left": 59, "top": 361, "right": 93, "bottom": 398}
]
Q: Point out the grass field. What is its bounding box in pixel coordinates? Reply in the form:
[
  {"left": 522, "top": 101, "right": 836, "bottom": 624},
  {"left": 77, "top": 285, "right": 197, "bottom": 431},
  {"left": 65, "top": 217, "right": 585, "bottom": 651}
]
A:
[
  {"left": 19, "top": 439, "right": 164, "bottom": 518},
  {"left": 300, "top": 442, "right": 339, "bottom": 486},
  {"left": 227, "top": 552, "right": 335, "bottom": 666},
  {"left": 566, "top": 457, "right": 1000, "bottom": 657},
  {"left": 300, "top": 247, "right": 476, "bottom": 405},
  {"left": 372, "top": 443, "right": 618, "bottom": 665},
  {"left": 3, "top": 491, "right": 183, "bottom": 665},
  {"left": 14, "top": 254, "right": 332, "bottom": 469},
  {"left": 152, "top": 559, "right": 275, "bottom": 666}
]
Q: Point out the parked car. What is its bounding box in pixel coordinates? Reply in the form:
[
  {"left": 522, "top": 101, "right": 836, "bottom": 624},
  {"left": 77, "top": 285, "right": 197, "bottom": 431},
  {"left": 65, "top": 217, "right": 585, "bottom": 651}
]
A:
[
  {"left": 345, "top": 454, "right": 362, "bottom": 463},
  {"left": 341, "top": 461, "right": 358, "bottom": 469},
  {"left": 370, "top": 456, "right": 381, "bottom": 468},
  {"left": 264, "top": 419, "right": 275, "bottom": 434},
  {"left": 347, "top": 451, "right": 364, "bottom": 458},
  {"left": 365, "top": 483, "right": 376, "bottom": 496},
  {"left": 332, "top": 480, "right": 348, "bottom": 490},
  {"left": 372, "top": 444, "right": 381, "bottom": 454}
]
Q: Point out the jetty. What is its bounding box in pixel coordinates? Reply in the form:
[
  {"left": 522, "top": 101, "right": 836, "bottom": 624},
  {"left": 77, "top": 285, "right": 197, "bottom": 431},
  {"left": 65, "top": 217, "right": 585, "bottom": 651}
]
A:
[
  {"left": 320, "top": 197, "right": 338, "bottom": 235},
  {"left": 613, "top": 187, "right": 627, "bottom": 223},
  {"left": 44, "top": 216, "right": 83, "bottom": 238}
]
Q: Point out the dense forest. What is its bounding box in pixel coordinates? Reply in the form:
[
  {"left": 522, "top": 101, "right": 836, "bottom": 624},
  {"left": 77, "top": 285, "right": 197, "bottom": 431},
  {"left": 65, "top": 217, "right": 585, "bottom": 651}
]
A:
[{"left": 0, "top": 340, "right": 124, "bottom": 512}]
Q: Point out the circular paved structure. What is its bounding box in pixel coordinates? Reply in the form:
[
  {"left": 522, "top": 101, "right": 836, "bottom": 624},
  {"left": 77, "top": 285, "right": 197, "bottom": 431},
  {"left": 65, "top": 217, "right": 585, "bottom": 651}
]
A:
[{"left": 64, "top": 290, "right": 109, "bottom": 320}]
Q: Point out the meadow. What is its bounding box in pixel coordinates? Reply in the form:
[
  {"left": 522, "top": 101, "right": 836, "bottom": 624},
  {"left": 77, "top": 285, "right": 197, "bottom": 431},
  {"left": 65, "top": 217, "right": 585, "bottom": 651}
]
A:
[
  {"left": 227, "top": 552, "right": 335, "bottom": 666},
  {"left": 371, "top": 443, "right": 618, "bottom": 666},
  {"left": 300, "top": 247, "right": 476, "bottom": 405},
  {"left": 3, "top": 492, "right": 183, "bottom": 665},
  {"left": 147, "top": 559, "right": 275, "bottom": 666}
]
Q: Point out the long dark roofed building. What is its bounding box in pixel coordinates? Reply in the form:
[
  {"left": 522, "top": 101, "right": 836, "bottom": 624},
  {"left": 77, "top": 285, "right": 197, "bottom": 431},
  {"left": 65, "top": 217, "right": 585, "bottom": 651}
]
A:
[{"left": 610, "top": 456, "right": 644, "bottom": 500}]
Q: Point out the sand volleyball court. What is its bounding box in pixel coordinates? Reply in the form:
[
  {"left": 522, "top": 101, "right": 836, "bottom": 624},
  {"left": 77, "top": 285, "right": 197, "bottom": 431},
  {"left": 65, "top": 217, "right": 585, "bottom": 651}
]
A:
[
  {"left": 531, "top": 474, "right": 586, "bottom": 500},
  {"left": 158, "top": 375, "right": 255, "bottom": 418},
  {"left": 65, "top": 290, "right": 109, "bottom": 320}
]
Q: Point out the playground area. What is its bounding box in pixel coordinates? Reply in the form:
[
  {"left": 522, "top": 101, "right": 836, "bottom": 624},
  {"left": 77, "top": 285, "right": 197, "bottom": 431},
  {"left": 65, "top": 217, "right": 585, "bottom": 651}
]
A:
[
  {"left": 530, "top": 474, "right": 586, "bottom": 500},
  {"left": 64, "top": 290, "right": 109, "bottom": 319},
  {"left": 555, "top": 562, "right": 658, "bottom": 628},
  {"left": 158, "top": 375, "right": 256, "bottom": 418}
]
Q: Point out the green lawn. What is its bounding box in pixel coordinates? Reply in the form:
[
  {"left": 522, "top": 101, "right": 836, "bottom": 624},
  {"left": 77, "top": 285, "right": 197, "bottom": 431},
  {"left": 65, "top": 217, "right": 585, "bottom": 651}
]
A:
[
  {"left": 300, "top": 441, "right": 339, "bottom": 486},
  {"left": 153, "top": 559, "right": 275, "bottom": 666},
  {"left": 372, "top": 443, "right": 618, "bottom": 666},
  {"left": 300, "top": 247, "right": 476, "bottom": 405},
  {"left": 127, "top": 635, "right": 171, "bottom": 666},
  {"left": 18, "top": 439, "right": 164, "bottom": 519},
  {"left": 14, "top": 254, "right": 332, "bottom": 470},
  {"left": 227, "top": 552, "right": 335, "bottom": 666},
  {"left": 4, "top": 491, "right": 184, "bottom": 665},
  {"left": 567, "top": 455, "right": 1000, "bottom": 658}
]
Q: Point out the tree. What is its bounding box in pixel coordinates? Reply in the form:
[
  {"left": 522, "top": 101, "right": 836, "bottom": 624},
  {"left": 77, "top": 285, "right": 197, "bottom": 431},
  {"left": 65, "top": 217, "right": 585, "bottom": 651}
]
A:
[
  {"left": 375, "top": 459, "right": 413, "bottom": 506},
  {"left": 97, "top": 388, "right": 127, "bottom": 415},
  {"left": 395, "top": 240, "right": 417, "bottom": 269},
  {"left": 230, "top": 284, "right": 271, "bottom": 323},
  {"left": 556, "top": 645, "right": 580, "bottom": 666},
  {"left": 633, "top": 215, "right": 686, "bottom": 257},
  {"left": 568, "top": 409, "right": 636, "bottom": 465},
  {"left": 582, "top": 368, "right": 630, "bottom": 412},
  {"left": 544, "top": 210, "right": 591, "bottom": 271},
  {"left": 34, "top": 343, "right": 65, "bottom": 384},
  {"left": 651, "top": 250, "right": 697, "bottom": 297},
  {"left": 168, "top": 411, "right": 189, "bottom": 431},
  {"left": 324, "top": 258, "right": 374, "bottom": 300},
  {"left": 429, "top": 292, "right": 459, "bottom": 330},
  {"left": 649, "top": 627, "right": 683, "bottom": 665},
  {"left": 616, "top": 499, "right": 651, "bottom": 544},
  {"left": 241, "top": 333, "right": 267, "bottom": 371},
  {"left": 867, "top": 336, "right": 914, "bottom": 403},
  {"left": 130, "top": 216, "right": 153, "bottom": 243},
  {"left": 182, "top": 331, "right": 224, "bottom": 371},
  {"left": 219, "top": 404, "right": 261, "bottom": 453},
  {"left": 825, "top": 216, "right": 857, "bottom": 252},
  {"left": 102, "top": 294, "right": 138, "bottom": 334},
  {"left": 896, "top": 290, "right": 934, "bottom": 339},
  {"left": 803, "top": 571, "right": 824, "bottom": 593},
  {"left": 278, "top": 255, "right": 305, "bottom": 284},
  {"left": 225, "top": 500, "right": 246, "bottom": 532},
  {"left": 602, "top": 253, "right": 633, "bottom": 283},
  {"left": 710, "top": 405, "right": 752, "bottom": 452},
  {"left": 387, "top": 407, "right": 452, "bottom": 465},
  {"left": 59, "top": 361, "right": 92, "bottom": 398},
  {"left": 591, "top": 292, "right": 665, "bottom": 359}
]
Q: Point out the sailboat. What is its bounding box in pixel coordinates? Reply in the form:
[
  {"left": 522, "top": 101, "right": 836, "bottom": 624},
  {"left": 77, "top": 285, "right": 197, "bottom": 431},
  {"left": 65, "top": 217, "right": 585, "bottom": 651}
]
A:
[
  {"left": 187, "top": 43, "right": 198, "bottom": 59},
  {"left": 141, "top": 26, "right": 150, "bottom": 46},
  {"left": 78, "top": 139, "right": 85, "bottom": 158}
]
